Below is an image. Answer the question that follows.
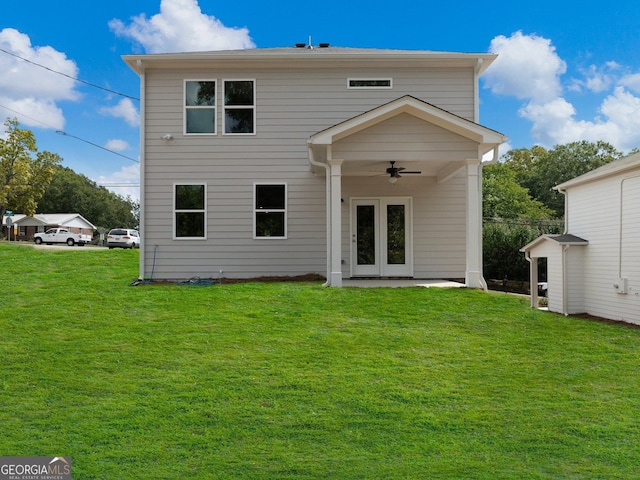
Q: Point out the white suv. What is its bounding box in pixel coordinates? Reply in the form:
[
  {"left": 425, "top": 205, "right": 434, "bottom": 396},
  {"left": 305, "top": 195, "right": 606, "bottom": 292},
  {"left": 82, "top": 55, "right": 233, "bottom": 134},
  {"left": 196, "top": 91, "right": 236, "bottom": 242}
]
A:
[{"left": 107, "top": 229, "right": 140, "bottom": 249}]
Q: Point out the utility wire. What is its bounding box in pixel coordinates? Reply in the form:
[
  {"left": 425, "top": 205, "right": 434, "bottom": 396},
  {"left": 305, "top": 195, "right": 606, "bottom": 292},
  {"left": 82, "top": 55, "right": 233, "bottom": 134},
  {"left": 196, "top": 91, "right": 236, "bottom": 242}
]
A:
[
  {"left": 56, "top": 130, "right": 139, "bottom": 163},
  {"left": 0, "top": 103, "right": 139, "bottom": 164},
  {"left": 0, "top": 47, "right": 139, "bottom": 101}
]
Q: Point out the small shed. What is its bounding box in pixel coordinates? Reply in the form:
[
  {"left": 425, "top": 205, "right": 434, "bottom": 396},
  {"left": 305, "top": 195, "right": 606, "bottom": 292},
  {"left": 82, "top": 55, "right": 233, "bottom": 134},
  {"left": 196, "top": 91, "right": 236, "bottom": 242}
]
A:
[
  {"left": 521, "top": 152, "right": 640, "bottom": 325},
  {"left": 520, "top": 234, "right": 588, "bottom": 315}
]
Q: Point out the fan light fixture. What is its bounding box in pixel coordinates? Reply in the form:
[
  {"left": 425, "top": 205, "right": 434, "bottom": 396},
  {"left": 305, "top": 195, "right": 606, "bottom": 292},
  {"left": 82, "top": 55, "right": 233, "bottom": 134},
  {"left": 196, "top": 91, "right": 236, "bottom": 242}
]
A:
[{"left": 385, "top": 161, "right": 421, "bottom": 182}]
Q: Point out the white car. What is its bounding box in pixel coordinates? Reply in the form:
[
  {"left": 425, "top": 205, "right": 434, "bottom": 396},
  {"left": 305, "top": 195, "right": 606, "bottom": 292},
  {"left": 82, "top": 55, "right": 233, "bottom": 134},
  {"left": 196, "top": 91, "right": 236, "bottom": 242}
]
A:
[{"left": 107, "top": 229, "right": 140, "bottom": 249}]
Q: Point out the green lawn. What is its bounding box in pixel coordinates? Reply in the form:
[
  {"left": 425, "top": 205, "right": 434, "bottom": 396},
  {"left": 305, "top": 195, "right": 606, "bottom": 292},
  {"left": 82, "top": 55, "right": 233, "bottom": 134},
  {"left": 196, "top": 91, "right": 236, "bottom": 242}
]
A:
[{"left": 1, "top": 243, "right": 639, "bottom": 479}]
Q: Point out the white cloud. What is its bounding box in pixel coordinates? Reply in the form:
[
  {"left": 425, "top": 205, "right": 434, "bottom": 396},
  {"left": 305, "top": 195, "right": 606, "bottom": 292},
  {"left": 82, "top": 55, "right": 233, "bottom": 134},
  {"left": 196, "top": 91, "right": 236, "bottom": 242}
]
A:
[
  {"left": 619, "top": 73, "right": 640, "bottom": 94},
  {"left": 97, "top": 163, "right": 140, "bottom": 201},
  {"left": 570, "top": 62, "right": 620, "bottom": 93},
  {"left": 0, "top": 28, "right": 79, "bottom": 130},
  {"left": 100, "top": 98, "right": 140, "bottom": 127},
  {"left": 484, "top": 31, "right": 566, "bottom": 103},
  {"left": 109, "top": 0, "right": 255, "bottom": 53},
  {"left": 105, "top": 139, "right": 131, "bottom": 151},
  {"left": 484, "top": 31, "right": 640, "bottom": 152}
]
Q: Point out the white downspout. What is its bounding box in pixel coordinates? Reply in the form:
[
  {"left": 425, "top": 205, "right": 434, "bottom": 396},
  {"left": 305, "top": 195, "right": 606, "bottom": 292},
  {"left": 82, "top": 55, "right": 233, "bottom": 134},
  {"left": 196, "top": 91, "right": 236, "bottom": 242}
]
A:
[
  {"left": 137, "top": 59, "right": 146, "bottom": 281},
  {"left": 478, "top": 161, "right": 488, "bottom": 291},
  {"left": 307, "top": 143, "right": 331, "bottom": 287},
  {"left": 556, "top": 187, "right": 568, "bottom": 234}
]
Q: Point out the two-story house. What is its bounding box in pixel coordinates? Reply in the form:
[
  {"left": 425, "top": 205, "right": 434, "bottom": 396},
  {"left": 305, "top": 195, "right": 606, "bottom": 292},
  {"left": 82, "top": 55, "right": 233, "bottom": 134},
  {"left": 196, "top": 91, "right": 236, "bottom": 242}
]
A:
[{"left": 123, "top": 45, "right": 506, "bottom": 286}]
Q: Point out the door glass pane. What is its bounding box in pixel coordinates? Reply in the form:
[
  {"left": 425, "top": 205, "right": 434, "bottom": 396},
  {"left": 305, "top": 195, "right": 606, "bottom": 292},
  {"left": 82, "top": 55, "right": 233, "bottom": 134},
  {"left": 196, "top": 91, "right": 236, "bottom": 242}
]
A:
[
  {"left": 357, "top": 205, "right": 376, "bottom": 265},
  {"left": 387, "top": 204, "right": 405, "bottom": 264}
]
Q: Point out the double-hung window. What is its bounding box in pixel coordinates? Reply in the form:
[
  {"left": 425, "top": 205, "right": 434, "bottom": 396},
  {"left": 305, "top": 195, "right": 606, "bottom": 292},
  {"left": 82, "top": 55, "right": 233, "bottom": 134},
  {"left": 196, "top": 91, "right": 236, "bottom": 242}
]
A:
[
  {"left": 254, "top": 183, "right": 286, "bottom": 238},
  {"left": 224, "top": 80, "right": 255, "bottom": 134},
  {"left": 174, "top": 183, "right": 206, "bottom": 239},
  {"left": 185, "top": 81, "right": 216, "bottom": 134}
]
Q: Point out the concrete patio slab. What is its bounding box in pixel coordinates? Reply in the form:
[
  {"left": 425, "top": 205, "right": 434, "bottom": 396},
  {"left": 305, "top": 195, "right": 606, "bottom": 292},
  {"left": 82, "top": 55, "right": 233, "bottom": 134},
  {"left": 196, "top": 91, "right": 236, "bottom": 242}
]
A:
[{"left": 342, "top": 279, "right": 465, "bottom": 288}]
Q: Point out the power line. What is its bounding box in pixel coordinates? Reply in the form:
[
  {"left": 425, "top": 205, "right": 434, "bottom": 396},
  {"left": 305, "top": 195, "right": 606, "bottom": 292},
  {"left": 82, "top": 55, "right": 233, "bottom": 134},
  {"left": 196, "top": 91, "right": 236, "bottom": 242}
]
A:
[
  {"left": 98, "top": 183, "right": 140, "bottom": 187},
  {"left": 0, "top": 47, "right": 139, "bottom": 101},
  {"left": 0, "top": 103, "right": 139, "bottom": 164},
  {"left": 56, "top": 131, "right": 139, "bottom": 163}
]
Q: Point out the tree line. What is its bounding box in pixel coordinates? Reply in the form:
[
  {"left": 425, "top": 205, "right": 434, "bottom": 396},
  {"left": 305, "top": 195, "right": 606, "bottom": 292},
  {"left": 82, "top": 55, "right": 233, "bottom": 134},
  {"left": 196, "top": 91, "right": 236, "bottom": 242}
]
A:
[
  {"left": 482, "top": 140, "right": 626, "bottom": 283},
  {"left": 0, "top": 118, "right": 138, "bottom": 238}
]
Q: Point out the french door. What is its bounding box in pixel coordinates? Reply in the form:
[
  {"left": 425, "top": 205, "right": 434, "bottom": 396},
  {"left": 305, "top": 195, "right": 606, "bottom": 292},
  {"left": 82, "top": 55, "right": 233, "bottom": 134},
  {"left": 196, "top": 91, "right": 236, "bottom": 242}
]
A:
[{"left": 351, "top": 198, "right": 413, "bottom": 277}]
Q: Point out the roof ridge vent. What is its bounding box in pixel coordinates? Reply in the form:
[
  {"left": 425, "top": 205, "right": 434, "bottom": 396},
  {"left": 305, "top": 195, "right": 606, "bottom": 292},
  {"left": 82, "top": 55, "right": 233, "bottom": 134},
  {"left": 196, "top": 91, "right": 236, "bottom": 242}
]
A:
[{"left": 294, "top": 39, "right": 330, "bottom": 49}]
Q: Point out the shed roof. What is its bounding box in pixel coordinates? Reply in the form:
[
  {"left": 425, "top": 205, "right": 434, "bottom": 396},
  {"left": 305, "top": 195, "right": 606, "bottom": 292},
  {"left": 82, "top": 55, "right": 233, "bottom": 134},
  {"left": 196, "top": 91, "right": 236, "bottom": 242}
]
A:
[{"left": 520, "top": 233, "right": 588, "bottom": 253}]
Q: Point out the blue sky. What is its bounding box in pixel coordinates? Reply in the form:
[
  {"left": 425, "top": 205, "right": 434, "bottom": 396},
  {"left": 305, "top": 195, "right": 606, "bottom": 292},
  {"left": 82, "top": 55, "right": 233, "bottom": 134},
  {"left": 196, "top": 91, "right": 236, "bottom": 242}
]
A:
[{"left": 2, "top": 0, "right": 640, "bottom": 201}]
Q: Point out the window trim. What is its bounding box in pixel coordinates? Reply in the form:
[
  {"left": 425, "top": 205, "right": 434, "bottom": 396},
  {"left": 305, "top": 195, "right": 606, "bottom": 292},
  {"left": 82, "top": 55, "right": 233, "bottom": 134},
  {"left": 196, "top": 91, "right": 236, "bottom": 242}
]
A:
[
  {"left": 223, "top": 79, "right": 256, "bottom": 136},
  {"left": 347, "top": 78, "right": 393, "bottom": 89},
  {"left": 184, "top": 79, "right": 217, "bottom": 136},
  {"left": 253, "top": 182, "right": 287, "bottom": 240},
  {"left": 173, "top": 182, "right": 207, "bottom": 240}
]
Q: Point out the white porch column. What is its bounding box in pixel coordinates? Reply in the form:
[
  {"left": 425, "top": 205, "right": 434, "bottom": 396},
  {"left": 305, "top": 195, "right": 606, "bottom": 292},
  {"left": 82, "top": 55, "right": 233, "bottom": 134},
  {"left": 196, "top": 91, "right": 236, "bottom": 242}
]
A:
[
  {"left": 466, "top": 162, "right": 484, "bottom": 288},
  {"left": 529, "top": 256, "right": 539, "bottom": 308},
  {"left": 329, "top": 159, "right": 343, "bottom": 287}
]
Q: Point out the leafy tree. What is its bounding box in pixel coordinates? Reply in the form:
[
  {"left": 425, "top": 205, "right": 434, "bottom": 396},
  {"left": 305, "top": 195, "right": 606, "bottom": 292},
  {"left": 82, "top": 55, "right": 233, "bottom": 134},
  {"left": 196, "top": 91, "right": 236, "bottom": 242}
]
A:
[
  {"left": 483, "top": 162, "right": 553, "bottom": 220},
  {"left": 0, "top": 118, "right": 61, "bottom": 219},
  {"left": 483, "top": 221, "right": 562, "bottom": 282},
  {"left": 38, "top": 166, "right": 138, "bottom": 230},
  {"left": 503, "top": 141, "right": 622, "bottom": 217}
]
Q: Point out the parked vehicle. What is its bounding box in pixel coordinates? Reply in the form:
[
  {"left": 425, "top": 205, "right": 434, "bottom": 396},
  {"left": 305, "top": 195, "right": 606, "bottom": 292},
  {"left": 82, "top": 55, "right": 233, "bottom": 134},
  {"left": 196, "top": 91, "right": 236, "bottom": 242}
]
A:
[
  {"left": 107, "top": 229, "right": 140, "bottom": 249},
  {"left": 34, "top": 228, "right": 93, "bottom": 246}
]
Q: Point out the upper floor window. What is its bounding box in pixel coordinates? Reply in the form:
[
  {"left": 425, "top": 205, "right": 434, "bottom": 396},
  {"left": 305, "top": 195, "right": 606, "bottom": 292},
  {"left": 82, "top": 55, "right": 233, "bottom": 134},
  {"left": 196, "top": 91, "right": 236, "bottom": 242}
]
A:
[
  {"left": 347, "top": 78, "right": 393, "bottom": 89},
  {"left": 185, "top": 81, "right": 216, "bottom": 134},
  {"left": 174, "top": 183, "right": 206, "bottom": 239},
  {"left": 224, "top": 80, "right": 255, "bottom": 134}
]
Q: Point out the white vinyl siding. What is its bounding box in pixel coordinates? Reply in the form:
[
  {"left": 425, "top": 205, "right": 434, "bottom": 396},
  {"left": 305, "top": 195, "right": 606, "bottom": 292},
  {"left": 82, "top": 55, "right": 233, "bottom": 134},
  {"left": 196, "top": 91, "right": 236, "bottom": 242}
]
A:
[
  {"left": 342, "top": 174, "right": 467, "bottom": 280},
  {"left": 527, "top": 240, "right": 564, "bottom": 314},
  {"left": 333, "top": 113, "right": 477, "bottom": 163},
  {"left": 141, "top": 63, "right": 477, "bottom": 281},
  {"left": 564, "top": 173, "right": 640, "bottom": 324}
]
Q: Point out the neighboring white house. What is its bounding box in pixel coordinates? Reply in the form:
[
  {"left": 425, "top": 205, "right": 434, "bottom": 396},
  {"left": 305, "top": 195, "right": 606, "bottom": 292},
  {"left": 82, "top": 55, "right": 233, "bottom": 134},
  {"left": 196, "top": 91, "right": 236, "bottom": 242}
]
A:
[
  {"left": 521, "top": 152, "right": 640, "bottom": 324},
  {"left": 123, "top": 45, "right": 506, "bottom": 286},
  {"left": 2, "top": 213, "right": 96, "bottom": 241}
]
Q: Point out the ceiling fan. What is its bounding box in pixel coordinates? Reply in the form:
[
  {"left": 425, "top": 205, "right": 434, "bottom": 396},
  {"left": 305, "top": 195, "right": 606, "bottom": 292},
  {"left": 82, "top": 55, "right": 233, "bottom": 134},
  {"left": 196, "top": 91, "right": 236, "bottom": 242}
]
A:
[{"left": 386, "top": 161, "right": 421, "bottom": 183}]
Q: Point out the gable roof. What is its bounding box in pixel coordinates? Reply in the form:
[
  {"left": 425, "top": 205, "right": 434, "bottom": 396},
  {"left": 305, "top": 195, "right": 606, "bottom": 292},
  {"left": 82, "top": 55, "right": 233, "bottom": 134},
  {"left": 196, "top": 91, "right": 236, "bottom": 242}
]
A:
[
  {"left": 308, "top": 95, "right": 506, "bottom": 151},
  {"left": 555, "top": 151, "right": 640, "bottom": 190},
  {"left": 520, "top": 233, "right": 589, "bottom": 253},
  {"left": 3, "top": 213, "right": 96, "bottom": 230}
]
